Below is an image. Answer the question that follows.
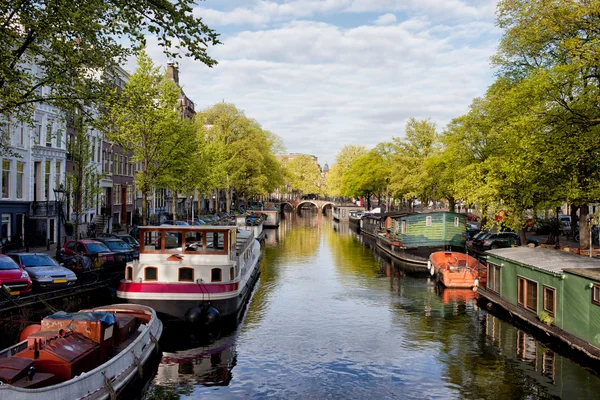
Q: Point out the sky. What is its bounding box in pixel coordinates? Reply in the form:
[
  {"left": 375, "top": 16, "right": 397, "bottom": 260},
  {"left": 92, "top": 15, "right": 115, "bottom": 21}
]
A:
[{"left": 135, "top": 0, "right": 502, "bottom": 168}]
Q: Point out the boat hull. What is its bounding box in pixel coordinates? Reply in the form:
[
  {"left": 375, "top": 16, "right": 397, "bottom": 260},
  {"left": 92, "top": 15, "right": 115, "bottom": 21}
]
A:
[
  {"left": 429, "top": 251, "right": 486, "bottom": 288},
  {"left": 119, "top": 260, "right": 261, "bottom": 322},
  {"left": 0, "top": 304, "right": 163, "bottom": 400}
]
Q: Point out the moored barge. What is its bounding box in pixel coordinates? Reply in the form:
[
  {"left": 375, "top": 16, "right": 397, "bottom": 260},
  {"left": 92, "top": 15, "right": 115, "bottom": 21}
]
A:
[
  {"left": 116, "top": 225, "right": 262, "bottom": 324},
  {"left": 0, "top": 304, "right": 162, "bottom": 399}
]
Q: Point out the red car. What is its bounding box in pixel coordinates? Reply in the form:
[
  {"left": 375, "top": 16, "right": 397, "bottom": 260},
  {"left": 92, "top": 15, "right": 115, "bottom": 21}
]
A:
[
  {"left": 62, "top": 240, "right": 117, "bottom": 270},
  {"left": 0, "top": 254, "right": 33, "bottom": 296}
]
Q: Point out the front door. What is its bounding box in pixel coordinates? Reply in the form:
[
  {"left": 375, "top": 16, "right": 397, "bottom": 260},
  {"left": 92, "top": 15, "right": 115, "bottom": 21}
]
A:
[{"left": 16, "top": 213, "right": 24, "bottom": 247}]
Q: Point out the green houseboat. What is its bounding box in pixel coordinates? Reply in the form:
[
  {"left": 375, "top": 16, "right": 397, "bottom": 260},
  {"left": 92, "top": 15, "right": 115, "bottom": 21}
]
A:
[
  {"left": 480, "top": 247, "right": 600, "bottom": 362},
  {"left": 376, "top": 211, "right": 466, "bottom": 266}
]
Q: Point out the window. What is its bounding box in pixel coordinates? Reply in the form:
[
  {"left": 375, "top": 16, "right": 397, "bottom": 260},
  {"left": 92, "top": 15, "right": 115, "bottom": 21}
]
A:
[
  {"left": 230, "top": 266, "right": 235, "bottom": 280},
  {"left": 2, "top": 123, "right": 11, "bottom": 146},
  {"left": 543, "top": 286, "right": 556, "bottom": 316},
  {"left": 487, "top": 263, "right": 501, "bottom": 293},
  {"left": 17, "top": 125, "right": 25, "bottom": 147},
  {"left": 16, "top": 161, "right": 23, "bottom": 199},
  {"left": 206, "top": 232, "right": 225, "bottom": 252},
  {"left": 44, "top": 160, "right": 50, "bottom": 200},
  {"left": 401, "top": 220, "right": 406, "bottom": 234},
  {"left": 593, "top": 284, "right": 600, "bottom": 306},
  {"left": 179, "top": 267, "right": 194, "bottom": 282},
  {"left": 55, "top": 129, "right": 62, "bottom": 148},
  {"left": 454, "top": 217, "right": 459, "bottom": 227},
  {"left": 55, "top": 161, "right": 61, "bottom": 189},
  {"left": 426, "top": 216, "right": 432, "bottom": 226},
  {"left": 113, "top": 184, "right": 121, "bottom": 205},
  {"left": 185, "top": 231, "right": 204, "bottom": 252},
  {"left": 2, "top": 159, "right": 10, "bottom": 198},
  {"left": 517, "top": 277, "right": 538, "bottom": 312},
  {"left": 127, "top": 185, "right": 133, "bottom": 204},
  {"left": 342, "top": 209, "right": 346, "bottom": 217},
  {"left": 34, "top": 123, "right": 41, "bottom": 145},
  {"left": 46, "top": 121, "right": 53, "bottom": 146},
  {"left": 211, "top": 268, "right": 222, "bottom": 282},
  {"left": 144, "top": 267, "right": 157, "bottom": 281},
  {"left": 126, "top": 266, "right": 133, "bottom": 281},
  {"left": 92, "top": 138, "right": 96, "bottom": 162}
]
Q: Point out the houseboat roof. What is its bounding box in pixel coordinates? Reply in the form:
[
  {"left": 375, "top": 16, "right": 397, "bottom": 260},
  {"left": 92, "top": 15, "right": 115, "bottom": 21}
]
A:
[
  {"left": 562, "top": 267, "right": 600, "bottom": 282},
  {"left": 139, "top": 225, "right": 236, "bottom": 231},
  {"left": 487, "top": 247, "right": 600, "bottom": 275}
]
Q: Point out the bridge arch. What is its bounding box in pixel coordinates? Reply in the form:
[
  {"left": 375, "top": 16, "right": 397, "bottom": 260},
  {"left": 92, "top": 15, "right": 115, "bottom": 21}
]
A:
[
  {"left": 296, "top": 200, "right": 319, "bottom": 211},
  {"left": 320, "top": 202, "right": 335, "bottom": 214},
  {"left": 279, "top": 202, "right": 294, "bottom": 212}
]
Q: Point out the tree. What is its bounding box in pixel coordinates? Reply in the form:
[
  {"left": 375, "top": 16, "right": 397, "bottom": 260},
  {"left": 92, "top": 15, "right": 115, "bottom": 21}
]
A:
[
  {"left": 390, "top": 118, "right": 437, "bottom": 208},
  {"left": 493, "top": 0, "right": 600, "bottom": 248},
  {"left": 285, "top": 155, "right": 321, "bottom": 196},
  {"left": 66, "top": 106, "right": 103, "bottom": 238},
  {"left": 326, "top": 144, "right": 367, "bottom": 198},
  {"left": 0, "top": 0, "right": 219, "bottom": 155},
  {"left": 342, "top": 150, "right": 389, "bottom": 210},
  {"left": 107, "top": 51, "right": 188, "bottom": 225}
]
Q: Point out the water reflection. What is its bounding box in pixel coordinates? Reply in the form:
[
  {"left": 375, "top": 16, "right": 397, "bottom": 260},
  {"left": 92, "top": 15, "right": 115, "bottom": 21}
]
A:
[{"left": 145, "top": 212, "right": 600, "bottom": 399}]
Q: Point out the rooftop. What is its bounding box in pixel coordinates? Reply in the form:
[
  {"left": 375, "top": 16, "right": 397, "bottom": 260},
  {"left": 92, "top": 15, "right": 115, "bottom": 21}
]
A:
[
  {"left": 562, "top": 267, "right": 600, "bottom": 282},
  {"left": 487, "top": 247, "right": 600, "bottom": 275}
]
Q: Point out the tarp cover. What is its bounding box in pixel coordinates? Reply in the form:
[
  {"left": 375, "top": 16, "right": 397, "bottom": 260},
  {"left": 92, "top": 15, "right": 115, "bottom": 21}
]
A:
[{"left": 44, "top": 310, "right": 116, "bottom": 325}]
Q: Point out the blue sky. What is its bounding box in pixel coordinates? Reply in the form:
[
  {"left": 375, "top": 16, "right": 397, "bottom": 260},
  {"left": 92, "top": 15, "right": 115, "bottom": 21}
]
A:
[{"left": 137, "top": 0, "right": 501, "bottom": 167}]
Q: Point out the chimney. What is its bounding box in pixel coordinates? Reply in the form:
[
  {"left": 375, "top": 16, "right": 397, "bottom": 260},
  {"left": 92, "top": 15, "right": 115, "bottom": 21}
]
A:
[{"left": 167, "top": 63, "right": 179, "bottom": 85}]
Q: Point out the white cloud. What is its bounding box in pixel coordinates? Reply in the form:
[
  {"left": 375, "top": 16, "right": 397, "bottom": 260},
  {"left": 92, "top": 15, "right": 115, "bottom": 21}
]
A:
[
  {"left": 374, "top": 13, "right": 397, "bottom": 25},
  {"left": 136, "top": 1, "right": 501, "bottom": 164}
]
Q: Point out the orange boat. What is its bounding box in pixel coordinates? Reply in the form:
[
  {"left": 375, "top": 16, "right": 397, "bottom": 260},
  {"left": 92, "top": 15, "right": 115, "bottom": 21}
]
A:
[{"left": 428, "top": 251, "right": 486, "bottom": 288}]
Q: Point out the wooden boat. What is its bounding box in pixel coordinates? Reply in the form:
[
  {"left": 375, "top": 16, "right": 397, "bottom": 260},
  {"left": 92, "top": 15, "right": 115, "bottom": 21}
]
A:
[
  {"left": 428, "top": 251, "right": 486, "bottom": 288},
  {"left": 376, "top": 211, "right": 467, "bottom": 266},
  {"left": 0, "top": 304, "right": 162, "bottom": 400},
  {"left": 117, "top": 225, "right": 262, "bottom": 325}
]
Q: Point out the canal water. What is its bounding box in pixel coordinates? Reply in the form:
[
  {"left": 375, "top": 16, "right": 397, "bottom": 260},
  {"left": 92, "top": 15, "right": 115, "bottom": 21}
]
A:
[{"left": 144, "top": 212, "right": 600, "bottom": 399}]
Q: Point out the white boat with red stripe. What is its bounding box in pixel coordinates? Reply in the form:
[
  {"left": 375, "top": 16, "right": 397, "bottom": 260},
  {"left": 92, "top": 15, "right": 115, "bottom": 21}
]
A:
[{"left": 117, "top": 225, "right": 262, "bottom": 326}]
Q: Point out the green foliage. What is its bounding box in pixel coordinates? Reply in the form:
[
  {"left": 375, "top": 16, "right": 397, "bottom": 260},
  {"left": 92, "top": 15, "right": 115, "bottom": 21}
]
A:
[
  {"left": 326, "top": 144, "right": 367, "bottom": 197},
  {"left": 285, "top": 155, "right": 321, "bottom": 195},
  {"left": 538, "top": 311, "right": 553, "bottom": 326},
  {"left": 0, "top": 0, "right": 220, "bottom": 155},
  {"left": 107, "top": 51, "right": 188, "bottom": 224}
]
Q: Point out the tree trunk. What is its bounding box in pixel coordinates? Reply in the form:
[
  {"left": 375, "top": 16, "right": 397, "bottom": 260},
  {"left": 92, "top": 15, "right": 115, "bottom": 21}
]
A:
[
  {"left": 448, "top": 196, "right": 456, "bottom": 213},
  {"left": 226, "top": 187, "right": 231, "bottom": 214},
  {"left": 141, "top": 189, "right": 148, "bottom": 226},
  {"left": 171, "top": 189, "right": 177, "bottom": 221},
  {"left": 519, "top": 229, "right": 527, "bottom": 247},
  {"left": 570, "top": 204, "right": 579, "bottom": 238},
  {"left": 213, "top": 189, "right": 218, "bottom": 215},
  {"left": 580, "top": 204, "right": 590, "bottom": 250}
]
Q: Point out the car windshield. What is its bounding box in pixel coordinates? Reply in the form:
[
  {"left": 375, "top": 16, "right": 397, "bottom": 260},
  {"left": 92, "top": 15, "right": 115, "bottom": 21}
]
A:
[
  {"left": 0, "top": 257, "right": 19, "bottom": 270},
  {"left": 20, "top": 254, "right": 57, "bottom": 267},
  {"left": 86, "top": 243, "right": 111, "bottom": 253},
  {"left": 105, "top": 241, "right": 130, "bottom": 250},
  {"left": 120, "top": 236, "right": 138, "bottom": 245}
]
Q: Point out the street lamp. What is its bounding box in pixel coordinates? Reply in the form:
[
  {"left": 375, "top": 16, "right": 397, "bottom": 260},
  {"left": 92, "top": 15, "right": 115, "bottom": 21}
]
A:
[{"left": 54, "top": 184, "right": 67, "bottom": 258}]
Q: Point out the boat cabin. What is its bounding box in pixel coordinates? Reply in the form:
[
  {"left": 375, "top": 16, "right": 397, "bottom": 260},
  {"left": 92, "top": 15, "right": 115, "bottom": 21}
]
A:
[
  {"left": 332, "top": 206, "right": 365, "bottom": 222},
  {"left": 387, "top": 211, "right": 466, "bottom": 249},
  {"left": 486, "top": 247, "right": 600, "bottom": 351},
  {"left": 128, "top": 226, "right": 254, "bottom": 285}
]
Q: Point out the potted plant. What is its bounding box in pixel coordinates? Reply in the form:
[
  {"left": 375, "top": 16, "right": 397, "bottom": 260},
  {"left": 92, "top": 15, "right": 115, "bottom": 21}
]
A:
[{"left": 538, "top": 311, "right": 554, "bottom": 326}]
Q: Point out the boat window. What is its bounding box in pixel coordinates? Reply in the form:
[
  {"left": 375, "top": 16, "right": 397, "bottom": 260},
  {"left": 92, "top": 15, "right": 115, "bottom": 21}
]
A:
[
  {"left": 401, "top": 220, "right": 406, "bottom": 234},
  {"left": 165, "top": 231, "right": 183, "bottom": 251},
  {"left": 517, "top": 277, "right": 538, "bottom": 312},
  {"left": 454, "top": 217, "right": 459, "bottom": 227},
  {"left": 145, "top": 267, "right": 158, "bottom": 281},
  {"left": 185, "top": 231, "right": 204, "bottom": 252},
  {"left": 211, "top": 268, "right": 222, "bottom": 282},
  {"left": 206, "top": 232, "right": 225, "bottom": 252},
  {"left": 543, "top": 286, "right": 556, "bottom": 316},
  {"left": 487, "top": 263, "right": 501, "bottom": 293},
  {"left": 592, "top": 284, "right": 600, "bottom": 306},
  {"left": 230, "top": 266, "right": 235, "bottom": 280},
  {"left": 126, "top": 266, "right": 133, "bottom": 281},
  {"left": 179, "top": 267, "right": 194, "bottom": 282},
  {"left": 142, "top": 231, "right": 161, "bottom": 251},
  {"left": 342, "top": 209, "right": 346, "bottom": 217},
  {"left": 426, "top": 216, "right": 432, "bottom": 227}
]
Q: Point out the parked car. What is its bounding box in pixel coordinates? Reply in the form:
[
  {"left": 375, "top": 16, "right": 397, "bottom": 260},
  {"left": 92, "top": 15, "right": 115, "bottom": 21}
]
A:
[
  {"left": 98, "top": 233, "right": 140, "bottom": 250},
  {"left": 8, "top": 253, "right": 77, "bottom": 291},
  {"left": 129, "top": 226, "right": 140, "bottom": 241},
  {"left": 466, "top": 226, "right": 481, "bottom": 240},
  {"left": 94, "top": 237, "right": 136, "bottom": 263},
  {"left": 474, "top": 232, "right": 539, "bottom": 250},
  {"left": 62, "top": 239, "right": 116, "bottom": 271},
  {"left": 0, "top": 254, "right": 32, "bottom": 296},
  {"left": 163, "top": 220, "right": 189, "bottom": 226}
]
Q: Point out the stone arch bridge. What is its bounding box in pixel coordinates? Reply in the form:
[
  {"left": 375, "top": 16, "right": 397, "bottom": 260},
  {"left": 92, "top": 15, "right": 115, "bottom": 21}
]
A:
[{"left": 272, "top": 200, "right": 355, "bottom": 214}]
